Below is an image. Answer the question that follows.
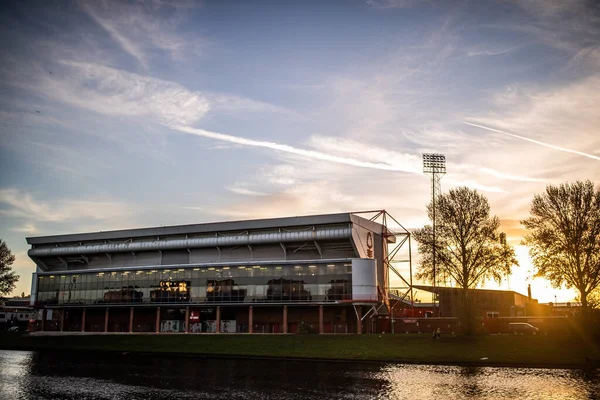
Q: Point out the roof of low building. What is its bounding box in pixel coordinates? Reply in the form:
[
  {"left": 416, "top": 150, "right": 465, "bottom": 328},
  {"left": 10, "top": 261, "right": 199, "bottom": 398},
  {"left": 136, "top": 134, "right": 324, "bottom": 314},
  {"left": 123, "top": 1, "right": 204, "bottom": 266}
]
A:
[{"left": 412, "top": 285, "right": 531, "bottom": 299}]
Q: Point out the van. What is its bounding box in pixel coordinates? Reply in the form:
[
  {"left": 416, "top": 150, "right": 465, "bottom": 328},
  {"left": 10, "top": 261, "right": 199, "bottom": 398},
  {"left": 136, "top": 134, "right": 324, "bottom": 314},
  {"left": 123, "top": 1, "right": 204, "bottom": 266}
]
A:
[{"left": 509, "top": 322, "right": 539, "bottom": 335}]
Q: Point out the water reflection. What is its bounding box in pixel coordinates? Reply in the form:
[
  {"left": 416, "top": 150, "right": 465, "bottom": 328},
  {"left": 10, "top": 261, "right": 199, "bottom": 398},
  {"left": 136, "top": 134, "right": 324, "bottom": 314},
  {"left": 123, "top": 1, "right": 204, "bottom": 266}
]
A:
[{"left": 0, "top": 350, "right": 598, "bottom": 399}]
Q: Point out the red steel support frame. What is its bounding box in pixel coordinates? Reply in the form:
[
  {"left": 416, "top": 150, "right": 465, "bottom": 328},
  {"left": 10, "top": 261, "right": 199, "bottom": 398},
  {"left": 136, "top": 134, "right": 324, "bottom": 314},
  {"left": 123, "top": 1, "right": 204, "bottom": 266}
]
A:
[
  {"left": 155, "top": 307, "right": 160, "bottom": 333},
  {"left": 81, "top": 308, "right": 86, "bottom": 332},
  {"left": 283, "top": 306, "right": 288, "bottom": 334},
  {"left": 248, "top": 306, "right": 253, "bottom": 334},
  {"left": 216, "top": 306, "right": 221, "bottom": 333},
  {"left": 318, "top": 305, "right": 324, "bottom": 334},
  {"left": 104, "top": 308, "right": 109, "bottom": 333},
  {"left": 129, "top": 307, "right": 134, "bottom": 333},
  {"left": 185, "top": 307, "right": 190, "bottom": 333}
]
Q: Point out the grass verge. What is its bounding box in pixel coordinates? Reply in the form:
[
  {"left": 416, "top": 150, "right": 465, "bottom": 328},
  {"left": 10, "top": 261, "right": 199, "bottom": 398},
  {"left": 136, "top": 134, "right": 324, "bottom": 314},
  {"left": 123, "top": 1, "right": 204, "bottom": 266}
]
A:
[{"left": 2, "top": 333, "right": 599, "bottom": 368}]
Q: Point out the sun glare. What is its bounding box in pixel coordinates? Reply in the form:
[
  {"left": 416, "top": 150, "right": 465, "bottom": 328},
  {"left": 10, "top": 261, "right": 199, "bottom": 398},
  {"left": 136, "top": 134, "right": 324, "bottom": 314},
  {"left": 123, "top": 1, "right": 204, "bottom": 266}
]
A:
[{"left": 482, "top": 245, "right": 578, "bottom": 303}]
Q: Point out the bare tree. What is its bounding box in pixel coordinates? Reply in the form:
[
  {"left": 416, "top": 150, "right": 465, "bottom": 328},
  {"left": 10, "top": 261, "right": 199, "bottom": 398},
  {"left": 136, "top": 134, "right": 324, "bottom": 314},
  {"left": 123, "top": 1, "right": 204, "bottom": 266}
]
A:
[
  {"left": 0, "top": 239, "right": 19, "bottom": 297},
  {"left": 522, "top": 180, "right": 600, "bottom": 321},
  {"left": 413, "top": 187, "right": 518, "bottom": 332}
]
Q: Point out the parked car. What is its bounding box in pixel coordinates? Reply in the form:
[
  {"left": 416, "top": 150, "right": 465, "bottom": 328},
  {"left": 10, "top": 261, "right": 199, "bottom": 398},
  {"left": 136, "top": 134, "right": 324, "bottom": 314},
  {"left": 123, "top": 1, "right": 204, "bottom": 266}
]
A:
[{"left": 509, "top": 322, "right": 539, "bottom": 335}]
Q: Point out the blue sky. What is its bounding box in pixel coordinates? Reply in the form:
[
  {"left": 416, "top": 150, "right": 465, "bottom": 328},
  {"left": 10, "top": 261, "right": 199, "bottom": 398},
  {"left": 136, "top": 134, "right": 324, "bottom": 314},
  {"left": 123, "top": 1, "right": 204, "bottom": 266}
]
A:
[{"left": 1, "top": 0, "right": 599, "bottom": 302}]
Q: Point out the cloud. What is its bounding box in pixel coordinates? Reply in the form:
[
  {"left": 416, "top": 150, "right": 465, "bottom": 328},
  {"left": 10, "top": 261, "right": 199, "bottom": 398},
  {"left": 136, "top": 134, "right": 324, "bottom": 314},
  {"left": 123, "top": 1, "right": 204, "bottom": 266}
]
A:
[
  {"left": 464, "top": 122, "right": 600, "bottom": 161},
  {"left": 40, "top": 62, "right": 210, "bottom": 126},
  {"left": 0, "top": 188, "right": 135, "bottom": 223},
  {"left": 182, "top": 206, "right": 204, "bottom": 211},
  {"left": 479, "top": 168, "right": 546, "bottom": 183},
  {"left": 467, "top": 46, "right": 521, "bottom": 57},
  {"left": 80, "top": 2, "right": 148, "bottom": 67},
  {"left": 10, "top": 224, "right": 38, "bottom": 235},
  {"left": 204, "top": 93, "right": 300, "bottom": 118},
  {"left": 463, "top": 75, "right": 600, "bottom": 170},
  {"left": 10, "top": 62, "right": 294, "bottom": 132},
  {"left": 79, "top": 0, "right": 201, "bottom": 66},
  {"left": 172, "top": 125, "right": 421, "bottom": 173},
  {"left": 444, "top": 178, "right": 506, "bottom": 193},
  {"left": 258, "top": 165, "right": 298, "bottom": 186},
  {"left": 225, "top": 185, "right": 268, "bottom": 197},
  {"left": 366, "top": 0, "right": 428, "bottom": 9},
  {"left": 306, "top": 135, "right": 422, "bottom": 173},
  {"left": 217, "top": 181, "right": 357, "bottom": 220}
]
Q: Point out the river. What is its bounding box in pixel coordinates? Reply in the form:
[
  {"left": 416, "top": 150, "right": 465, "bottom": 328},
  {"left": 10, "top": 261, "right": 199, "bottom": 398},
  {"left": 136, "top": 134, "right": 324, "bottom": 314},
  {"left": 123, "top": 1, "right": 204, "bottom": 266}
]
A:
[{"left": 0, "top": 350, "right": 598, "bottom": 399}]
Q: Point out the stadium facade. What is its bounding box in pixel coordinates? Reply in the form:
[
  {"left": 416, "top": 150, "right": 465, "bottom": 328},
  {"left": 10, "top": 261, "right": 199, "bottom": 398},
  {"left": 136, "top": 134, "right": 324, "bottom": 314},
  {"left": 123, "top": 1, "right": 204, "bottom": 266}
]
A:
[{"left": 27, "top": 212, "right": 409, "bottom": 334}]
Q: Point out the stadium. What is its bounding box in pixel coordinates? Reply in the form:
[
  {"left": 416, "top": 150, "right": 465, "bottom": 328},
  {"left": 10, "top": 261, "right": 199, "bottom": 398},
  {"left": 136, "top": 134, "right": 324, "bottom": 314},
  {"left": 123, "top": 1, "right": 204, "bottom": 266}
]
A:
[{"left": 26, "top": 211, "right": 412, "bottom": 334}]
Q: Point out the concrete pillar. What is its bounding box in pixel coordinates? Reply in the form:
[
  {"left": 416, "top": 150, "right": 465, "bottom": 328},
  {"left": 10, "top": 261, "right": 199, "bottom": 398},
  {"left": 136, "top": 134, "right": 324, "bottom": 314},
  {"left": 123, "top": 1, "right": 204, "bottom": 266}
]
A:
[
  {"left": 216, "top": 306, "right": 221, "bottom": 333},
  {"left": 248, "top": 306, "right": 253, "bottom": 334},
  {"left": 81, "top": 308, "right": 86, "bottom": 332},
  {"left": 319, "top": 305, "right": 324, "bottom": 334},
  {"left": 129, "top": 307, "right": 134, "bottom": 333},
  {"left": 59, "top": 309, "right": 64, "bottom": 332},
  {"left": 283, "top": 306, "right": 288, "bottom": 334},
  {"left": 155, "top": 307, "right": 160, "bottom": 333},
  {"left": 356, "top": 306, "right": 362, "bottom": 334},
  {"left": 104, "top": 308, "right": 109, "bottom": 333},
  {"left": 185, "top": 307, "right": 190, "bottom": 333}
]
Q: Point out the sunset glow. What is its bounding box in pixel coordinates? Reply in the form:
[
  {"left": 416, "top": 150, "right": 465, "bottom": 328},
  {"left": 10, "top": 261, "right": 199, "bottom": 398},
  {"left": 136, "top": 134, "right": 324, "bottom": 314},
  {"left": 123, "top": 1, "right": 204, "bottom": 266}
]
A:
[{"left": 1, "top": 1, "right": 598, "bottom": 304}]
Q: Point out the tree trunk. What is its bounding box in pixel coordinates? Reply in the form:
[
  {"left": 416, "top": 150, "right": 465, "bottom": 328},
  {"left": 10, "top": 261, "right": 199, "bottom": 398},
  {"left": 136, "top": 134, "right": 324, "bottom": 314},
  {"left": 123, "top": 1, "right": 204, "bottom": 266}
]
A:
[
  {"left": 461, "top": 288, "right": 472, "bottom": 335},
  {"left": 580, "top": 290, "right": 589, "bottom": 328}
]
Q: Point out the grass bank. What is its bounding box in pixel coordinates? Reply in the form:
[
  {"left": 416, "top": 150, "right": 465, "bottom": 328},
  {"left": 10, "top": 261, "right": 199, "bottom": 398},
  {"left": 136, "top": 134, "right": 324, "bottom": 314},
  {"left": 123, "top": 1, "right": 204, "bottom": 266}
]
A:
[{"left": 2, "top": 333, "right": 599, "bottom": 368}]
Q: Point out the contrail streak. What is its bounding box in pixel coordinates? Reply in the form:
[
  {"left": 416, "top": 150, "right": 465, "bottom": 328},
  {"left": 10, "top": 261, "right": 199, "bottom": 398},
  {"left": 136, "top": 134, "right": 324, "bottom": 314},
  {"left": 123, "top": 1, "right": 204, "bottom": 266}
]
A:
[
  {"left": 172, "top": 125, "right": 419, "bottom": 173},
  {"left": 463, "top": 121, "right": 600, "bottom": 161}
]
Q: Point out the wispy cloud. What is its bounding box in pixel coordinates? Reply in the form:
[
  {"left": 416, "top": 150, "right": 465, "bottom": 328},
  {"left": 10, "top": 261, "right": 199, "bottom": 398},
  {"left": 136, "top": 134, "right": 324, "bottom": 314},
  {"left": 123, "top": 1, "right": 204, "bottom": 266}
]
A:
[
  {"left": 10, "top": 223, "right": 38, "bottom": 235},
  {"left": 467, "top": 45, "right": 521, "bottom": 57},
  {"left": 366, "top": 0, "right": 427, "bottom": 9},
  {"left": 171, "top": 125, "right": 420, "bottom": 173},
  {"left": 225, "top": 185, "right": 268, "bottom": 197},
  {"left": 0, "top": 188, "right": 135, "bottom": 223},
  {"left": 464, "top": 122, "right": 600, "bottom": 161},
  {"left": 80, "top": 1, "right": 148, "bottom": 68},
  {"left": 78, "top": 0, "right": 201, "bottom": 67},
  {"left": 204, "top": 93, "right": 302, "bottom": 119},
  {"left": 479, "top": 168, "right": 546, "bottom": 183},
  {"left": 217, "top": 181, "right": 358, "bottom": 220},
  {"left": 39, "top": 61, "right": 210, "bottom": 126},
  {"left": 182, "top": 206, "right": 204, "bottom": 211}
]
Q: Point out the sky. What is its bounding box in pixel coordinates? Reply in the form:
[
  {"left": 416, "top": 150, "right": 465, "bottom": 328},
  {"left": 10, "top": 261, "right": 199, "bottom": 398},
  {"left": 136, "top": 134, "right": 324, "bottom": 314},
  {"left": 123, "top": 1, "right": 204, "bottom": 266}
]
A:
[{"left": 0, "top": 0, "right": 599, "bottom": 303}]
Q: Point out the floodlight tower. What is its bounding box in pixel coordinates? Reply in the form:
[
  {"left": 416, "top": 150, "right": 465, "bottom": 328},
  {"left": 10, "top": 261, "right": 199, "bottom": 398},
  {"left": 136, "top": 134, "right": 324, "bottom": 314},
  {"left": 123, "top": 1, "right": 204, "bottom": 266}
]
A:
[{"left": 423, "top": 153, "right": 446, "bottom": 314}]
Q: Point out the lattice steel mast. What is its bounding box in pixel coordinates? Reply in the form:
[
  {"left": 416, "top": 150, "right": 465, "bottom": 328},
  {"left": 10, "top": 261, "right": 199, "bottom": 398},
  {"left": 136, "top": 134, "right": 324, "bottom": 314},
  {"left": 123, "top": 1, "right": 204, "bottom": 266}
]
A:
[{"left": 423, "top": 153, "right": 446, "bottom": 315}]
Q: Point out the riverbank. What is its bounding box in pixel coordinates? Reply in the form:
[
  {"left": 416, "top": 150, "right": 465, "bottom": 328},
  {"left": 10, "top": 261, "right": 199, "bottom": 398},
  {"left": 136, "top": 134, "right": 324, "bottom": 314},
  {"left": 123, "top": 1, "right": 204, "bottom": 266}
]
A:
[{"left": 2, "top": 332, "right": 599, "bottom": 368}]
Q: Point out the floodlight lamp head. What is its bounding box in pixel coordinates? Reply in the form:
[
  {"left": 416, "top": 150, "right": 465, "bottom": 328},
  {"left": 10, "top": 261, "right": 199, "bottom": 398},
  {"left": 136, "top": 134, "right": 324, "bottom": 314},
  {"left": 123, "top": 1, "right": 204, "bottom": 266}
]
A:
[{"left": 422, "top": 153, "right": 446, "bottom": 174}]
